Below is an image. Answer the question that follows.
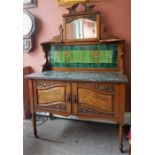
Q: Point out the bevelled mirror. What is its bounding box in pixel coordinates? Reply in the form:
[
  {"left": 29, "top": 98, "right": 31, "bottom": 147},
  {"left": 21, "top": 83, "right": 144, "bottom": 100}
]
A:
[{"left": 63, "top": 3, "right": 100, "bottom": 42}]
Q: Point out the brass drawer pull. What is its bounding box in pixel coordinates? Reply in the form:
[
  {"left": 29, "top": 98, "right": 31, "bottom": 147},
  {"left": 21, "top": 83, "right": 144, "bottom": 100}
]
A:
[
  {"left": 66, "top": 94, "right": 71, "bottom": 102},
  {"left": 74, "top": 95, "right": 77, "bottom": 103}
]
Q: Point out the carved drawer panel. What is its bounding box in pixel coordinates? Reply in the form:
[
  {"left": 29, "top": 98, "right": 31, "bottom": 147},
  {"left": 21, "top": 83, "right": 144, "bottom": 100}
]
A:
[
  {"left": 36, "top": 80, "right": 57, "bottom": 89},
  {"left": 79, "top": 83, "right": 114, "bottom": 93},
  {"left": 78, "top": 105, "right": 107, "bottom": 115},
  {"left": 48, "top": 104, "right": 67, "bottom": 112}
]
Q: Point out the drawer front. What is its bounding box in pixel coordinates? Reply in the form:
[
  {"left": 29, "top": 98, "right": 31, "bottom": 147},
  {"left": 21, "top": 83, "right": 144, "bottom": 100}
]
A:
[{"left": 33, "top": 80, "right": 71, "bottom": 115}]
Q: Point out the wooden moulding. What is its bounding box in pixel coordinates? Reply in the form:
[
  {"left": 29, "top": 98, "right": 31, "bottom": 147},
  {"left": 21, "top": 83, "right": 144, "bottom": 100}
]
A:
[
  {"left": 41, "top": 38, "right": 124, "bottom": 46},
  {"left": 50, "top": 67, "right": 120, "bottom": 72}
]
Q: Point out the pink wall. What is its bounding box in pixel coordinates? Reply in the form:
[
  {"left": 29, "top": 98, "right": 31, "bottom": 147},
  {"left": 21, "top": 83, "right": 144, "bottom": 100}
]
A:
[{"left": 24, "top": 0, "right": 131, "bottom": 111}]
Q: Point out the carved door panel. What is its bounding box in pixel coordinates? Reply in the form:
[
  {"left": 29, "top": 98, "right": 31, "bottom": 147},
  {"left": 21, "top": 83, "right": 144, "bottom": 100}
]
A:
[
  {"left": 72, "top": 82, "right": 118, "bottom": 117},
  {"left": 33, "top": 80, "right": 71, "bottom": 116}
]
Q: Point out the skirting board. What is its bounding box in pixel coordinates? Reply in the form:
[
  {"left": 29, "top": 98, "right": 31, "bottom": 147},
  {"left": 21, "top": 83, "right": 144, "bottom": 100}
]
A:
[{"left": 36, "top": 112, "right": 131, "bottom": 125}]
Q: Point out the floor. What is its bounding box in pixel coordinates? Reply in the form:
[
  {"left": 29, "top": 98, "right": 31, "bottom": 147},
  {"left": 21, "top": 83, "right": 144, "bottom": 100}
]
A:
[{"left": 23, "top": 116, "right": 129, "bottom": 155}]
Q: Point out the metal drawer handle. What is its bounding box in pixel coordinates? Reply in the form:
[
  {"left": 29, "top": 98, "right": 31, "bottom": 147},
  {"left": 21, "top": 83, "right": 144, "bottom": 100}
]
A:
[
  {"left": 74, "top": 95, "right": 77, "bottom": 103},
  {"left": 66, "top": 94, "right": 71, "bottom": 102}
]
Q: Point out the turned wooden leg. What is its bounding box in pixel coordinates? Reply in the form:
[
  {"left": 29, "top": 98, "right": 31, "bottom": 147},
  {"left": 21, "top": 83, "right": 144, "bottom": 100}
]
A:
[
  {"left": 32, "top": 113, "right": 38, "bottom": 138},
  {"left": 119, "top": 124, "right": 124, "bottom": 153}
]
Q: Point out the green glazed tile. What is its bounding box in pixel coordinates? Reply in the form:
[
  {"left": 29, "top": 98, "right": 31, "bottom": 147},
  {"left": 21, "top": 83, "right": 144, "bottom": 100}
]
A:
[
  {"left": 77, "top": 63, "right": 83, "bottom": 68},
  {"left": 72, "top": 45, "right": 79, "bottom": 51},
  {"left": 49, "top": 44, "right": 118, "bottom": 69},
  {"left": 71, "top": 50, "right": 78, "bottom": 63},
  {"left": 63, "top": 45, "right": 69, "bottom": 51},
  {"left": 92, "top": 50, "right": 99, "bottom": 63},
  {"left": 85, "top": 51, "right": 90, "bottom": 63},
  {"left": 61, "top": 51, "right": 65, "bottom": 63},
  {"left": 88, "top": 63, "right": 93, "bottom": 68},
  {"left": 70, "top": 63, "right": 76, "bottom": 68},
  {"left": 93, "top": 63, "right": 100, "bottom": 68},
  {"left": 84, "top": 63, "right": 90, "bottom": 68},
  {"left": 53, "top": 63, "right": 58, "bottom": 67},
  {"left": 66, "top": 63, "right": 70, "bottom": 67},
  {"left": 99, "top": 45, "right": 105, "bottom": 50},
  {"left": 78, "top": 51, "right": 85, "bottom": 63},
  {"left": 54, "top": 51, "right": 58, "bottom": 63}
]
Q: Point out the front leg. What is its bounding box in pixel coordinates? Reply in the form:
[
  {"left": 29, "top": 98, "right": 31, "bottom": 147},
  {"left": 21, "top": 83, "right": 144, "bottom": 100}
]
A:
[
  {"left": 28, "top": 79, "right": 38, "bottom": 138},
  {"left": 119, "top": 124, "right": 124, "bottom": 153},
  {"left": 32, "top": 113, "right": 38, "bottom": 138}
]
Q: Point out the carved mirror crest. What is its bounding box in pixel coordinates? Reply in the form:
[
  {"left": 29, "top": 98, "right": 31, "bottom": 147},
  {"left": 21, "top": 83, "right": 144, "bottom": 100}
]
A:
[
  {"left": 57, "top": 0, "right": 104, "bottom": 6},
  {"left": 63, "top": 3, "right": 100, "bottom": 42}
]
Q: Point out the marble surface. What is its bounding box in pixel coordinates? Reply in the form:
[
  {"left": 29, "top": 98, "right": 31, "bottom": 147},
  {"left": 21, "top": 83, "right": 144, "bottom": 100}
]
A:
[{"left": 25, "top": 71, "right": 128, "bottom": 83}]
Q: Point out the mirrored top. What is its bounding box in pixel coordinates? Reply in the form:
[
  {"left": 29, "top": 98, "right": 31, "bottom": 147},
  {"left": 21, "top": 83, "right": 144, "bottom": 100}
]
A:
[{"left": 66, "top": 18, "right": 97, "bottom": 40}]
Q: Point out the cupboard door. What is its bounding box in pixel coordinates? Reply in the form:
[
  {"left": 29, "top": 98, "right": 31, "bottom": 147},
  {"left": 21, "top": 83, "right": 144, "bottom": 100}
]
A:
[
  {"left": 33, "top": 80, "right": 71, "bottom": 116},
  {"left": 72, "top": 83, "right": 118, "bottom": 117}
]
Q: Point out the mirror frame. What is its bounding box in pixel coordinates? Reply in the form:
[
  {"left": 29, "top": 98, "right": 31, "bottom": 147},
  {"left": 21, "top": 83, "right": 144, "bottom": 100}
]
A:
[{"left": 63, "top": 3, "right": 100, "bottom": 42}]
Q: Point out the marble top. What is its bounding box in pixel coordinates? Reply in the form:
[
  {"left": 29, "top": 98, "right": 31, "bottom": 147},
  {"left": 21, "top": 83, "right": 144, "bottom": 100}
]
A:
[{"left": 25, "top": 71, "right": 128, "bottom": 83}]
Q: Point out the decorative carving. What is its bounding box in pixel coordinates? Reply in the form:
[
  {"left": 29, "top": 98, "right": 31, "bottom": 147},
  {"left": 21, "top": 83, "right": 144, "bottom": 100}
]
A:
[
  {"left": 83, "top": 3, "right": 95, "bottom": 12},
  {"left": 101, "top": 33, "right": 116, "bottom": 40},
  {"left": 66, "top": 3, "right": 96, "bottom": 15},
  {"left": 66, "top": 3, "right": 79, "bottom": 14},
  {"left": 94, "top": 84, "right": 114, "bottom": 92},
  {"left": 57, "top": 0, "right": 103, "bottom": 6},
  {"left": 59, "top": 25, "right": 64, "bottom": 42},
  {"left": 51, "top": 25, "right": 64, "bottom": 42},
  {"left": 41, "top": 43, "right": 51, "bottom": 71},
  {"left": 65, "top": 14, "right": 96, "bottom": 24},
  {"left": 36, "top": 81, "right": 56, "bottom": 89},
  {"left": 78, "top": 106, "right": 104, "bottom": 115},
  {"left": 93, "top": 50, "right": 99, "bottom": 63},
  {"left": 49, "top": 104, "right": 67, "bottom": 112},
  {"left": 81, "top": 84, "right": 114, "bottom": 92}
]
